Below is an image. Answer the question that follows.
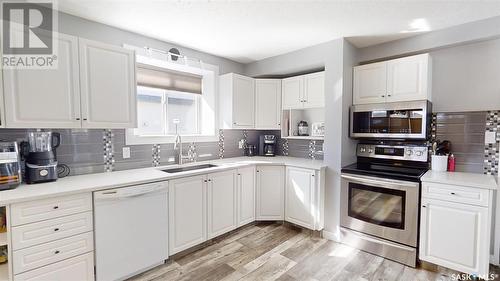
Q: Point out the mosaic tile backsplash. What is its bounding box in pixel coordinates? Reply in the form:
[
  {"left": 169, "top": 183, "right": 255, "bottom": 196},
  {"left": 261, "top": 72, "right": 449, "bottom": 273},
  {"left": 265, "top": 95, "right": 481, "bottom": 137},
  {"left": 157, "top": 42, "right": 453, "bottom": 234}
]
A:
[
  {"left": 432, "top": 111, "right": 500, "bottom": 175},
  {"left": 0, "top": 128, "right": 316, "bottom": 177}
]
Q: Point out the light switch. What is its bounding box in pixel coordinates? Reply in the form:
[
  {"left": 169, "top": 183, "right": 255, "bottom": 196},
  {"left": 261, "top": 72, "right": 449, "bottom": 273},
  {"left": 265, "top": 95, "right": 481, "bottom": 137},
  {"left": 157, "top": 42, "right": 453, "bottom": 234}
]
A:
[
  {"left": 485, "top": 131, "right": 497, "bottom": 144},
  {"left": 122, "top": 147, "right": 131, "bottom": 159}
]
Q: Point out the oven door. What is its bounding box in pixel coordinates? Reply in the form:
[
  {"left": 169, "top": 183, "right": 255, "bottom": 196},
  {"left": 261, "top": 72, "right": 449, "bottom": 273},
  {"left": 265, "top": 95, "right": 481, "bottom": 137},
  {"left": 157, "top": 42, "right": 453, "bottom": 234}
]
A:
[
  {"left": 350, "top": 100, "right": 430, "bottom": 139},
  {"left": 340, "top": 173, "right": 419, "bottom": 247}
]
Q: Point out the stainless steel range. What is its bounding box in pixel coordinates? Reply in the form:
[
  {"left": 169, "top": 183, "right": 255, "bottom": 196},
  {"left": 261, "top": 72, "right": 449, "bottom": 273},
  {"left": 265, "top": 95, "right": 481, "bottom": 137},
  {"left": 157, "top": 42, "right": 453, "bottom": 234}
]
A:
[{"left": 340, "top": 142, "right": 428, "bottom": 267}]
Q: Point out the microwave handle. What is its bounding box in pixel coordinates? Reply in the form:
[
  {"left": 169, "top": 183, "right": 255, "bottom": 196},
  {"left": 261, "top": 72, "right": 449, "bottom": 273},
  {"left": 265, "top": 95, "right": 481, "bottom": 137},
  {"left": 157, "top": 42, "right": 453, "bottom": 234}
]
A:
[{"left": 341, "top": 174, "right": 419, "bottom": 189}]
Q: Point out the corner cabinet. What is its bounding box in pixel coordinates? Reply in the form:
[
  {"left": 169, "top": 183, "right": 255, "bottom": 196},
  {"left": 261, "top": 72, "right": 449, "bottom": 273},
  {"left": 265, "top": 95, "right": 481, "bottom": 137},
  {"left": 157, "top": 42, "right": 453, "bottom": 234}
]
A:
[
  {"left": 419, "top": 182, "right": 493, "bottom": 277},
  {"left": 285, "top": 167, "right": 325, "bottom": 230},
  {"left": 282, "top": 71, "right": 325, "bottom": 110},
  {"left": 2, "top": 33, "right": 137, "bottom": 129},
  {"left": 255, "top": 79, "right": 281, "bottom": 129},
  {"left": 79, "top": 39, "right": 137, "bottom": 128},
  {"left": 353, "top": 53, "right": 431, "bottom": 105},
  {"left": 256, "top": 165, "right": 285, "bottom": 220},
  {"left": 219, "top": 73, "right": 255, "bottom": 129}
]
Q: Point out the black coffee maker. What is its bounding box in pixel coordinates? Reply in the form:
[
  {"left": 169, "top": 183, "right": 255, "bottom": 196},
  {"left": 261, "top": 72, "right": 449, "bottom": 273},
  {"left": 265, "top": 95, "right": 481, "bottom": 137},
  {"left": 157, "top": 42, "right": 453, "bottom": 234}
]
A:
[
  {"left": 21, "top": 131, "right": 61, "bottom": 184},
  {"left": 259, "top": 135, "right": 276, "bottom": 157}
]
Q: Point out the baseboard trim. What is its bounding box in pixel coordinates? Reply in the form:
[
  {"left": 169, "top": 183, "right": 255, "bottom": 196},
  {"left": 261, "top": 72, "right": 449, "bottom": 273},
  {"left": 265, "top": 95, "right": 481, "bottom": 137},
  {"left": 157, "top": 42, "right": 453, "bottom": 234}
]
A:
[{"left": 322, "top": 229, "right": 341, "bottom": 242}]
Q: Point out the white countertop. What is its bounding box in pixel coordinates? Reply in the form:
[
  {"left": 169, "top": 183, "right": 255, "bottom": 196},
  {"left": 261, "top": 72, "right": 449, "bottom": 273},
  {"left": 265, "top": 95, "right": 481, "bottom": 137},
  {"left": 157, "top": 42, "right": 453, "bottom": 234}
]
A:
[
  {"left": 421, "top": 170, "right": 498, "bottom": 190},
  {"left": 0, "top": 156, "right": 325, "bottom": 205}
]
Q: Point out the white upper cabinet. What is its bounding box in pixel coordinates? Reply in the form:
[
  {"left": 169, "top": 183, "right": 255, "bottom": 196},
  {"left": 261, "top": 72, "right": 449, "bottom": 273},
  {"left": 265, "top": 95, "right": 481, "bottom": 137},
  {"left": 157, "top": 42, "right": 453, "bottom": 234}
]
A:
[
  {"left": 255, "top": 79, "right": 281, "bottom": 129},
  {"left": 2, "top": 33, "right": 137, "bottom": 129},
  {"left": 282, "top": 76, "right": 304, "bottom": 109},
  {"left": 387, "top": 54, "right": 431, "bottom": 102},
  {"left": 353, "top": 54, "right": 431, "bottom": 105},
  {"left": 353, "top": 62, "right": 387, "bottom": 105},
  {"left": 207, "top": 170, "right": 237, "bottom": 239},
  {"left": 303, "top": 72, "right": 325, "bottom": 108},
  {"left": 219, "top": 73, "right": 255, "bottom": 129},
  {"left": 3, "top": 33, "right": 82, "bottom": 128},
  {"left": 282, "top": 71, "right": 325, "bottom": 109},
  {"left": 79, "top": 38, "right": 137, "bottom": 128}
]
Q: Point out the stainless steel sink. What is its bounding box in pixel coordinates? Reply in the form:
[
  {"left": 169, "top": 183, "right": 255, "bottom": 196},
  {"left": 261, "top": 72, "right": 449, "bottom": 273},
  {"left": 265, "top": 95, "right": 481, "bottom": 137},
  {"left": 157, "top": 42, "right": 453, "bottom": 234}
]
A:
[{"left": 161, "top": 164, "right": 218, "bottom": 174}]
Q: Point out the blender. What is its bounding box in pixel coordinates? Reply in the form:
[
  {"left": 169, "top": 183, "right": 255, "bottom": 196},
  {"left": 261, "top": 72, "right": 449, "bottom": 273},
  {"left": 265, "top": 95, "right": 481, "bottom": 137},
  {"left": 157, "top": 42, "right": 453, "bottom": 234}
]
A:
[{"left": 21, "top": 131, "right": 61, "bottom": 184}]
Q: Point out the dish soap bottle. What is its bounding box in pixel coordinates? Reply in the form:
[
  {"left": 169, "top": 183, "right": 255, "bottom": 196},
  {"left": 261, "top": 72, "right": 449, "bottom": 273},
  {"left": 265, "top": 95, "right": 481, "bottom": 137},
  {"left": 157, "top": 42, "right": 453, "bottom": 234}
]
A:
[{"left": 448, "top": 154, "right": 456, "bottom": 172}]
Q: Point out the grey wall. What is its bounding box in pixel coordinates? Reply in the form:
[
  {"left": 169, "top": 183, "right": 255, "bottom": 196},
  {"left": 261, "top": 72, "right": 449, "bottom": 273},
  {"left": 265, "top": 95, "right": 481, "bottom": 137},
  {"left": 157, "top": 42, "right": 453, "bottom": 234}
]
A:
[
  {"left": 244, "top": 38, "right": 358, "bottom": 238},
  {"left": 58, "top": 12, "right": 245, "bottom": 75},
  {"left": 357, "top": 16, "right": 500, "bottom": 113},
  {"left": 430, "top": 39, "right": 500, "bottom": 112}
]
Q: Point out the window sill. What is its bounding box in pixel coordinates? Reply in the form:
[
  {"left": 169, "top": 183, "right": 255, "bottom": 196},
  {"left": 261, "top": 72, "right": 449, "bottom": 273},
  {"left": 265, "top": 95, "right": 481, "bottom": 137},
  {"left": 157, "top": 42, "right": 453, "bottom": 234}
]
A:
[{"left": 125, "top": 130, "right": 219, "bottom": 145}]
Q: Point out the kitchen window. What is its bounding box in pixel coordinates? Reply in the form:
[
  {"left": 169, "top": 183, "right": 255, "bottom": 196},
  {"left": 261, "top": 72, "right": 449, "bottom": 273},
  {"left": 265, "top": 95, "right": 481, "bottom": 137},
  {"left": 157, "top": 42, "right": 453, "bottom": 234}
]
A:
[{"left": 126, "top": 47, "right": 219, "bottom": 145}]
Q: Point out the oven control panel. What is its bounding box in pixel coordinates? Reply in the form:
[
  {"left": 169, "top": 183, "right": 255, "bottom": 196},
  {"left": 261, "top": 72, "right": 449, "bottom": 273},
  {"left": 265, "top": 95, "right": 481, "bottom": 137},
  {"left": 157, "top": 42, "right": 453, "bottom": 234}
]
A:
[{"left": 357, "top": 144, "right": 428, "bottom": 162}]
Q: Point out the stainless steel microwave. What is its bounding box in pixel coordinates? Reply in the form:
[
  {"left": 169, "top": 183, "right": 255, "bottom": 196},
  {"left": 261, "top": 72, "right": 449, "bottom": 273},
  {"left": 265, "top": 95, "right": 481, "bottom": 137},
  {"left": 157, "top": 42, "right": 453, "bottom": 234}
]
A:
[{"left": 350, "top": 100, "right": 432, "bottom": 140}]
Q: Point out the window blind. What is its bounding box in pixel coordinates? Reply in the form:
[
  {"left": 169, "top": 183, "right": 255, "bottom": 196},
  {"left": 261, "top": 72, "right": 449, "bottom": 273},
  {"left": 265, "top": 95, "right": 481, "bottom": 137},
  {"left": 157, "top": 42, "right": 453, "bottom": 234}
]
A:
[{"left": 137, "top": 63, "right": 203, "bottom": 94}]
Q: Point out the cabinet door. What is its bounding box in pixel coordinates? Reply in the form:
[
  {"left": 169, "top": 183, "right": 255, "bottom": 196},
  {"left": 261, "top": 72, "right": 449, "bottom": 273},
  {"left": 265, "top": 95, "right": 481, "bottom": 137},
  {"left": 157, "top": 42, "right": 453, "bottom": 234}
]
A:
[
  {"left": 207, "top": 170, "right": 237, "bottom": 239},
  {"left": 79, "top": 38, "right": 137, "bottom": 128},
  {"left": 353, "top": 62, "right": 387, "bottom": 105},
  {"left": 14, "top": 252, "right": 94, "bottom": 281},
  {"left": 3, "top": 33, "right": 81, "bottom": 128},
  {"left": 255, "top": 79, "right": 281, "bottom": 129},
  {"left": 282, "top": 76, "right": 304, "bottom": 109},
  {"left": 387, "top": 54, "right": 430, "bottom": 102},
  {"left": 303, "top": 72, "right": 325, "bottom": 108},
  {"left": 420, "top": 198, "right": 489, "bottom": 276},
  {"left": 169, "top": 175, "right": 207, "bottom": 255},
  {"left": 256, "top": 165, "right": 285, "bottom": 220},
  {"left": 232, "top": 74, "right": 255, "bottom": 128},
  {"left": 237, "top": 166, "right": 256, "bottom": 226},
  {"left": 285, "top": 167, "right": 315, "bottom": 229}
]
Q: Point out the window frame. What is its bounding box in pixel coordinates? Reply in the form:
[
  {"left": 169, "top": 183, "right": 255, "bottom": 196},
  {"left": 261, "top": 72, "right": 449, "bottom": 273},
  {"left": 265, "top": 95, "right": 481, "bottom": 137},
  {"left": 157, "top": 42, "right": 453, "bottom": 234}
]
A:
[{"left": 125, "top": 45, "right": 219, "bottom": 145}]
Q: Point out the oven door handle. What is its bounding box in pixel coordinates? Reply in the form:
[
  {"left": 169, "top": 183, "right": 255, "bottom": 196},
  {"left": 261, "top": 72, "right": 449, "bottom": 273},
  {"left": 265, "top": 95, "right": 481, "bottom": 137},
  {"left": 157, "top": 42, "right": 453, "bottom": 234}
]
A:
[{"left": 341, "top": 174, "right": 419, "bottom": 189}]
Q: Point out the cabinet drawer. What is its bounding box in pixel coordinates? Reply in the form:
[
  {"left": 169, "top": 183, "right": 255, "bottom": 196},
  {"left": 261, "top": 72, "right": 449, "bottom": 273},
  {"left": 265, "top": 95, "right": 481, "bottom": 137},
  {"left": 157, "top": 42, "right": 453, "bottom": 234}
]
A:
[
  {"left": 13, "top": 232, "right": 94, "bottom": 274},
  {"left": 14, "top": 252, "right": 94, "bottom": 281},
  {"left": 12, "top": 212, "right": 93, "bottom": 250},
  {"left": 422, "top": 182, "right": 490, "bottom": 207},
  {"left": 11, "top": 193, "right": 92, "bottom": 226}
]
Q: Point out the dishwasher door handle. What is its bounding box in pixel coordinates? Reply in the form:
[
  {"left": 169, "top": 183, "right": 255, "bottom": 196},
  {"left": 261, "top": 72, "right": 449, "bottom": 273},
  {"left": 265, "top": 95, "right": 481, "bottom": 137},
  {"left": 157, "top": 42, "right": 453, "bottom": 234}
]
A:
[{"left": 94, "top": 182, "right": 167, "bottom": 201}]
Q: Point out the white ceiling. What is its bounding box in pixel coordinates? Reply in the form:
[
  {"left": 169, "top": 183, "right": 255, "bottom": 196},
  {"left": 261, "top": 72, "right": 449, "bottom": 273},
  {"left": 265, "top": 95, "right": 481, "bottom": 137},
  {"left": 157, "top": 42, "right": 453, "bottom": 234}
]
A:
[{"left": 57, "top": 1, "right": 500, "bottom": 64}]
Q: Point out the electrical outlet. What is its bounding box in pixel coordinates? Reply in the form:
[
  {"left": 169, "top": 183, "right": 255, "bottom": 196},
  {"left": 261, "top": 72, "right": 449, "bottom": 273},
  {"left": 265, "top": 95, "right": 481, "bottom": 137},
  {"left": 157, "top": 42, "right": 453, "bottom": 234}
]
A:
[
  {"left": 122, "top": 147, "right": 131, "bottom": 159},
  {"left": 485, "top": 131, "right": 497, "bottom": 144}
]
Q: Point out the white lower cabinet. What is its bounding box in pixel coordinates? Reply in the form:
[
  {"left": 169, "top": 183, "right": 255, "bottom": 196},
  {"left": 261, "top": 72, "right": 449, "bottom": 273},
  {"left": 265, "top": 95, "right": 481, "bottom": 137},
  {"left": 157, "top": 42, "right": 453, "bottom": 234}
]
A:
[
  {"left": 237, "top": 166, "right": 256, "bottom": 226},
  {"left": 14, "top": 252, "right": 94, "bottom": 281},
  {"left": 420, "top": 182, "right": 493, "bottom": 277},
  {"left": 256, "top": 165, "right": 285, "bottom": 220},
  {"left": 207, "top": 170, "right": 237, "bottom": 239},
  {"left": 168, "top": 175, "right": 207, "bottom": 255},
  {"left": 285, "top": 167, "right": 325, "bottom": 230}
]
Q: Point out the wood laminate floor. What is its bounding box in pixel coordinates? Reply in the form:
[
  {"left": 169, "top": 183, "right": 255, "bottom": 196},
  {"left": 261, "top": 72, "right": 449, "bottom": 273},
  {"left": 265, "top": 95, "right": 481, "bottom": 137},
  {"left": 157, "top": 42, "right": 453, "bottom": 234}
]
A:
[{"left": 128, "top": 223, "right": 500, "bottom": 281}]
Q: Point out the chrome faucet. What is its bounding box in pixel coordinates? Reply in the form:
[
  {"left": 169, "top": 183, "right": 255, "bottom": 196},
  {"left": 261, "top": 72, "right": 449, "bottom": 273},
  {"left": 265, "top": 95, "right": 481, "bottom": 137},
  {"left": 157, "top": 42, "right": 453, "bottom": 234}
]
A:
[{"left": 173, "top": 120, "right": 192, "bottom": 165}]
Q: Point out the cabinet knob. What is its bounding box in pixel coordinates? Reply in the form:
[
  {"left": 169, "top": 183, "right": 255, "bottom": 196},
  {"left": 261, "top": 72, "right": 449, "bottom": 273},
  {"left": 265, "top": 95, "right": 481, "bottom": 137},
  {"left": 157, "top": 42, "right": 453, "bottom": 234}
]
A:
[
  {"left": 54, "top": 250, "right": 60, "bottom": 254},
  {"left": 54, "top": 228, "right": 59, "bottom": 232},
  {"left": 83, "top": 118, "right": 88, "bottom": 121},
  {"left": 256, "top": 170, "right": 260, "bottom": 173},
  {"left": 311, "top": 174, "right": 315, "bottom": 177},
  {"left": 76, "top": 118, "right": 80, "bottom": 121},
  {"left": 208, "top": 179, "right": 212, "bottom": 182},
  {"left": 204, "top": 180, "right": 207, "bottom": 183},
  {"left": 237, "top": 173, "right": 241, "bottom": 176},
  {"left": 450, "top": 192, "right": 456, "bottom": 195},
  {"left": 53, "top": 206, "right": 59, "bottom": 210},
  {"left": 387, "top": 94, "right": 392, "bottom": 97},
  {"left": 422, "top": 205, "right": 427, "bottom": 208},
  {"left": 381, "top": 95, "right": 385, "bottom": 97}
]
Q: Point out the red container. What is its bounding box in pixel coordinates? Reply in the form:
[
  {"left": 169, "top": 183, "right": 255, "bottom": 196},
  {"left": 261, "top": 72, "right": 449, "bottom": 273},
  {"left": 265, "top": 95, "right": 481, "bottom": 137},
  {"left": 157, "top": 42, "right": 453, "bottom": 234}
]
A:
[{"left": 448, "top": 154, "right": 456, "bottom": 172}]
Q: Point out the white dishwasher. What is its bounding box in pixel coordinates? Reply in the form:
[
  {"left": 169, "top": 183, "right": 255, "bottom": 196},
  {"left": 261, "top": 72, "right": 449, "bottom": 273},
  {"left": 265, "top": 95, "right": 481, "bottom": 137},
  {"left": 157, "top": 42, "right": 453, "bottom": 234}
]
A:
[{"left": 94, "top": 181, "right": 168, "bottom": 281}]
